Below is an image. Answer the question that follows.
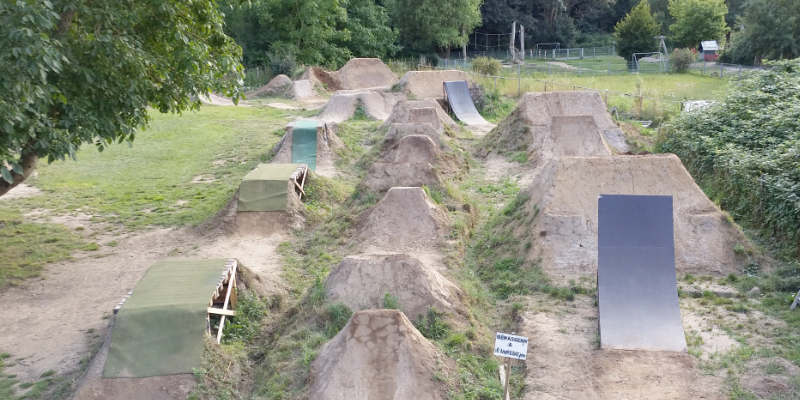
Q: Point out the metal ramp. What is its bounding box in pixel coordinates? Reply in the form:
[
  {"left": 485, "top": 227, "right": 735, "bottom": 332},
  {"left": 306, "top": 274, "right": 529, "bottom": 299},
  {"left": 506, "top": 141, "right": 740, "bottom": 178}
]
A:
[
  {"left": 597, "top": 194, "right": 687, "bottom": 351},
  {"left": 443, "top": 80, "right": 490, "bottom": 126}
]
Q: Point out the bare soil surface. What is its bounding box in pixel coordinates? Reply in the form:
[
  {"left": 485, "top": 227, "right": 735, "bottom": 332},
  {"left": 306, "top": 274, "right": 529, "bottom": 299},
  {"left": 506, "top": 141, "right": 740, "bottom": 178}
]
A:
[
  {"left": 0, "top": 183, "right": 43, "bottom": 200},
  {"left": 521, "top": 294, "right": 726, "bottom": 400},
  {"left": 397, "top": 70, "right": 470, "bottom": 99}
]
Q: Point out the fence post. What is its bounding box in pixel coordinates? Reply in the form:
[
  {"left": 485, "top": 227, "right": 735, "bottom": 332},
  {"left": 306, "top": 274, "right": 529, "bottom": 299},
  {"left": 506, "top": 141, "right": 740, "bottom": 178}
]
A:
[
  {"left": 720, "top": 63, "right": 724, "bottom": 78},
  {"left": 580, "top": 48, "right": 584, "bottom": 59},
  {"left": 517, "top": 63, "right": 521, "bottom": 97}
]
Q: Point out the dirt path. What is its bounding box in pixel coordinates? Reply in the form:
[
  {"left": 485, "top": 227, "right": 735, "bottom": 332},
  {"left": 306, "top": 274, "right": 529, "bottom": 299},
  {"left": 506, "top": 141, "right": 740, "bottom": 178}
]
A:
[
  {"left": 520, "top": 294, "right": 725, "bottom": 399},
  {"left": 0, "top": 222, "right": 288, "bottom": 384}
]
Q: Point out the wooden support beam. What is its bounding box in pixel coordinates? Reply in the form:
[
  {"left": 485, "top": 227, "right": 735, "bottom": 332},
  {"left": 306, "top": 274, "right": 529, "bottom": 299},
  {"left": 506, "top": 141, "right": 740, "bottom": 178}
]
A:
[
  {"left": 791, "top": 288, "right": 800, "bottom": 311},
  {"left": 215, "top": 261, "right": 238, "bottom": 344},
  {"left": 208, "top": 307, "right": 236, "bottom": 317}
]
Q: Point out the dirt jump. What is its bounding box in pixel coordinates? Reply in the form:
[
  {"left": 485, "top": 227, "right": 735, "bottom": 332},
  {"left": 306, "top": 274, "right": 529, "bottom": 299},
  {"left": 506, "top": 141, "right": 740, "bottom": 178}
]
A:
[
  {"left": 396, "top": 70, "right": 470, "bottom": 99},
  {"left": 356, "top": 187, "right": 449, "bottom": 253},
  {"left": 324, "top": 254, "right": 463, "bottom": 321},
  {"left": 520, "top": 155, "right": 752, "bottom": 284},
  {"left": 362, "top": 135, "right": 442, "bottom": 192},
  {"left": 317, "top": 89, "right": 403, "bottom": 123},
  {"left": 301, "top": 58, "right": 397, "bottom": 91},
  {"left": 271, "top": 120, "right": 343, "bottom": 177},
  {"left": 246, "top": 74, "right": 294, "bottom": 98},
  {"left": 480, "top": 91, "right": 629, "bottom": 160},
  {"left": 383, "top": 99, "right": 457, "bottom": 133},
  {"left": 309, "top": 309, "right": 453, "bottom": 400}
]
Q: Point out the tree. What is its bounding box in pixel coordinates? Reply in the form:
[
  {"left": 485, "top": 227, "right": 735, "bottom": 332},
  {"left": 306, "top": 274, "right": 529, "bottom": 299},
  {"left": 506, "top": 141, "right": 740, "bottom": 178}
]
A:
[
  {"left": 668, "top": 0, "right": 728, "bottom": 49},
  {"left": 345, "top": 0, "right": 399, "bottom": 59},
  {"left": 387, "top": 0, "right": 482, "bottom": 54},
  {"left": 614, "top": 1, "right": 660, "bottom": 62},
  {"left": 0, "top": 0, "right": 243, "bottom": 196},
  {"left": 721, "top": 0, "right": 799, "bottom": 65}
]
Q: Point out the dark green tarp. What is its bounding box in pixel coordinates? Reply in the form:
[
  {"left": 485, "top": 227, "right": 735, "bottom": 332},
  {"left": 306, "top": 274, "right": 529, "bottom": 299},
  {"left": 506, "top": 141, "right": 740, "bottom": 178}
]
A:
[
  {"left": 103, "top": 259, "right": 227, "bottom": 378},
  {"left": 238, "top": 163, "right": 302, "bottom": 212},
  {"left": 291, "top": 120, "right": 318, "bottom": 171}
]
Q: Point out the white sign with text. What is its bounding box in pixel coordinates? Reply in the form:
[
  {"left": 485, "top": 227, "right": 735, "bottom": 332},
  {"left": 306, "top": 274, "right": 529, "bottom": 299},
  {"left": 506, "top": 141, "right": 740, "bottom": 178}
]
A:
[{"left": 494, "top": 332, "right": 529, "bottom": 360}]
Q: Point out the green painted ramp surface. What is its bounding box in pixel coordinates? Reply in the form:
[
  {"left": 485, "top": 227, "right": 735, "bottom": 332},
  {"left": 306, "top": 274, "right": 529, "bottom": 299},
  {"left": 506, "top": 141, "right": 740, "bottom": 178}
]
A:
[
  {"left": 238, "top": 163, "right": 302, "bottom": 212},
  {"left": 103, "top": 259, "right": 227, "bottom": 378},
  {"left": 291, "top": 120, "right": 318, "bottom": 171}
]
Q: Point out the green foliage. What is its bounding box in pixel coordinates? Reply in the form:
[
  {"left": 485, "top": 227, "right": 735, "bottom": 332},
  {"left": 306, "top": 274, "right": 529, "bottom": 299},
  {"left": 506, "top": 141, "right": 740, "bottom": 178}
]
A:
[
  {"left": 668, "top": 0, "right": 729, "bottom": 49},
  {"left": 471, "top": 57, "right": 501, "bottom": 76},
  {"left": 720, "top": 0, "right": 800, "bottom": 65},
  {"left": 0, "top": 208, "right": 87, "bottom": 288},
  {"left": 386, "top": 0, "right": 482, "bottom": 53},
  {"left": 658, "top": 59, "right": 800, "bottom": 258},
  {"left": 322, "top": 303, "right": 352, "bottom": 338},
  {"left": 222, "top": 0, "right": 397, "bottom": 68},
  {"left": 0, "top": 0, "right": 243, "bottom": 192},
  {"left": 414, "top": 308, "right": 451, "bottom": 340},
  {"left": 614, "top": 1, "right": 661, "bottom": 62},
  {"left": 222, "top": 291, "right": 268, "bottom": 344},
  {"left": 382, "top": 293, "right": 399, "bottom": 309},
  {"left": 670, "top": 48, "right": 695, "bottom": 72}
]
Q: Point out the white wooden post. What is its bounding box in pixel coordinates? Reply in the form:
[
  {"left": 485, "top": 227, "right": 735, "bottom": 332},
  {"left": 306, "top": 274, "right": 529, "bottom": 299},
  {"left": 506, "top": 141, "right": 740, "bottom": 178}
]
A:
[
  {"left": 519, "top": 25, "right": 525, "bottom": 62},
  {"left": 509, "top": 21, "right": 516, "bottom": 61}
]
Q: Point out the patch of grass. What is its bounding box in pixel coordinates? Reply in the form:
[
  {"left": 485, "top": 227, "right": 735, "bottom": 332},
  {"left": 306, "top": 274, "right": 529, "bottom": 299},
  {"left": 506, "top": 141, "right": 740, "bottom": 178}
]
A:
[
  {"left": 13, "top": 105, "right": 290, "bottom": 228},
  {"left": 222, "top": 290, "right": 268, "bottom": 344},
  {"left": 332, "top": 119, "right": 383, "bottom": 175},
  {"left": 414, "top": 308, "right": 451, "bottom": 340},
  {"left": 508, "top": 151, "right": 528, "bottom": 163},
  {"left": 0, "top": 208, "right": 88, "bottom": 288},
  {"left": 383, "top": 293, "right": 399, "bottom": 309}
]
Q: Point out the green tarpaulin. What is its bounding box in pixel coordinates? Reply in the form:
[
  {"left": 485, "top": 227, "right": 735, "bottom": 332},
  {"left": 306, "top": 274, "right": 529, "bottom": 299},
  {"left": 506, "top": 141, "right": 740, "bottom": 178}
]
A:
[
  {"left": 238, "top": 163, "right": 302, "bottom": 212},
  {"left": 291, "top": 120, "right": 318, "bottom": 171},
  {"left": 103, "top": 259, "right": 227, "bottom": 378}
]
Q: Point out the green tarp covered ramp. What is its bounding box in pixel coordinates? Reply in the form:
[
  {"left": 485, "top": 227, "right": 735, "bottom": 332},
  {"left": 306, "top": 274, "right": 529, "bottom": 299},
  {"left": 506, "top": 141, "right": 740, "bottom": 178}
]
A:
[
  {"left": 238, "top": 163, "right": 306, "bottom": 212},
  {"left": 103, "top": 259, "right": 230, "bottom": 378},
  {"left": 291, "top": 120, "right": 319, "bottom": 171}
]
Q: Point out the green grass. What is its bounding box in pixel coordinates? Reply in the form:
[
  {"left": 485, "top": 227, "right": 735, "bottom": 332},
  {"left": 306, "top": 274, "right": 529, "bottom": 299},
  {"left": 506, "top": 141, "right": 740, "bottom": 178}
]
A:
[
  {"left": 12, "top": 105, "right": 291, "bottom": 228},
  {"left": 0, "top": 208, "right": 89, "bottom": 288}
]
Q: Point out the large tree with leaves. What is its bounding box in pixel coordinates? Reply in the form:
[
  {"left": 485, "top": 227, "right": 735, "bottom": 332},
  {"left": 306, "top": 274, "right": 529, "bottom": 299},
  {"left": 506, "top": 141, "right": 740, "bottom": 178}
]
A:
[
  {"left": 722, "top": 0, "right": 799, "bottom": 65},
  {"left": 614, "top": 0, "right": 660, "bottom": 62},
  {"left": 668, "top": 0, "right": 728, "bottom": 48},
  {"left": 0, "top": 0, "right": 243, "bottom": 196},
  {"left": 387, "top": 0, "right": 483, "bottom": 54}
]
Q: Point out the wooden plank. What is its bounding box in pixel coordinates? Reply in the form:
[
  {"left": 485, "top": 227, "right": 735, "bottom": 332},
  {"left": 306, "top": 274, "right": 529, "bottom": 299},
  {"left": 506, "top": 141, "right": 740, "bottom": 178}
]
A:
[
  {"left": 215, "top": 261, "right": 238, "bottom": 344},
  {"left": 208, "top": 307, "right": 236, "bottom": 316},
  {"left": 791, "top": 288, "right": 800, "bottom": 311}
]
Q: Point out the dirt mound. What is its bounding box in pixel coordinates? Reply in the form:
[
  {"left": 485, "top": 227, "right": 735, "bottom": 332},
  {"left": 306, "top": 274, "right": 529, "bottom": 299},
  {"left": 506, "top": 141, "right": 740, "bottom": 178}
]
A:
[
  {"left": 325, "top": 254, "right": 462, "bottom": 320},
  {"left": 521, "top": 155, "right": 752, "bottom": 283},
  {"left": 382, "top": 99, "right": 457, "bottom": 133},
  {"left": 397, "top": 70, "right": 470, "bottom": 99},
  {"left": 337, "top": 58, "right": 398, "bottom": 90},
  {"left": 317, "top": 89, "right": 402, "bottom": 123},
  {"left": 300, "top": 67, "right": 337, "bottom": 91},
  {"left": 271, "top": 122, "right": 343, "bottom": 176},
  {"left": 309, "top": 309, "right": 452, "bottom": 400},
  {"left": 356, "top": 187, "right": 448, "bottom": 252},
  {"left": 246, "top": 74, "right": 293, "bottom": 98},
  {"left": 291, "top": 79, "right": 314, "bottom": 99},
  {"left": 384, "top": 123, "right": 442, "bottom": 149},
  {"left": 363, "top": 135, "right": 441, "bottom": 192},
  {"left": 480, "top": 91, "right": 629, "bottom": 159}
]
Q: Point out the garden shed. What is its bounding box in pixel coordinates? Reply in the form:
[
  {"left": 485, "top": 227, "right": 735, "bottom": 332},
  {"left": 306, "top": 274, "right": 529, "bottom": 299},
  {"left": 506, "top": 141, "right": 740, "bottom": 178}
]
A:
[{"left": 699, "top": 41, "right": 719, "bottom": 61}]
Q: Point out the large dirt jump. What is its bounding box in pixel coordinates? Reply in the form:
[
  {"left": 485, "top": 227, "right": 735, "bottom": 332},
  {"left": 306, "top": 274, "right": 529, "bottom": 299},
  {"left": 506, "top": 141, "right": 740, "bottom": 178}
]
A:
[
  {"left": 325, "top": 254, "right": 463, "bottom": 321},
  {"left": 382, "top": 99, "right": 457, "bottom": 133},
  {"left": 521, "top": 155, "right": 751, "bottom": 284},
  {"left": 300, "top": 58, "right": 397, "bottom": 91},
  {"left": 309, "top": 309, "right": 453, "bottom": 400},
  {"left": 480, "top": 91, "right": 629, "bottom": 161},
  {"left": 271, "top": 122, "right": 344, "bottom": 177},
  {"left": 356, "top": 187, "right": 448, "bottom": 252},
  {"left": 317, "top": 89, "right": 403, "bottom": 123},
  {"left": 396, "top": 70, "right": 470, "bottom": 99},
  {"left": 363, "top": 135, "right": 442, "bottom": 192}
]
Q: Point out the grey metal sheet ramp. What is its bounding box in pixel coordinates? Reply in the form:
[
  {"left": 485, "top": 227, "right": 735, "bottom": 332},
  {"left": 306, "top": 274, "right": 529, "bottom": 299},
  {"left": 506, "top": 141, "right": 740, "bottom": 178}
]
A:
[
  {"left": 597, "top": 194, "right": 687, "bottom": 351},
  {"left": 443, "top": 80, "right": 490, "bottom": 126}
]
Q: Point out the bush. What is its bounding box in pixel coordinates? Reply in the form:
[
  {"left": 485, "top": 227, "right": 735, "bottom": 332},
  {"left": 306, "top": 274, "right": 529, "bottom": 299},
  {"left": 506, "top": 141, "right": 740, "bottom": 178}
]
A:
[
  {"left": 658, "top": 58, "right": 800, "bottom": 258},
  {"left": 670, "top": 48, "right": 694, "bottom": 73},
  {"left": 471, "top": 56, "right": 501, "bottom": 76}
]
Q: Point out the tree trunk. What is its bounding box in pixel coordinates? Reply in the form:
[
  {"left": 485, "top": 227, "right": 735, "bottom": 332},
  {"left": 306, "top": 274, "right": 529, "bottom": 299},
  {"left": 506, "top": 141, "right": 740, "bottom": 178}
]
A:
[{"left": 0, "top": 151, "right": 38, "bottom": 197}]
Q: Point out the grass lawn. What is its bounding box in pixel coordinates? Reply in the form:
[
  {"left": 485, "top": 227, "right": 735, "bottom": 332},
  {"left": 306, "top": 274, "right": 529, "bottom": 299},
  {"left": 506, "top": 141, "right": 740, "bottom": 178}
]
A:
[{"left": 6, "top": 105, "right": 292, "bottom": 228}]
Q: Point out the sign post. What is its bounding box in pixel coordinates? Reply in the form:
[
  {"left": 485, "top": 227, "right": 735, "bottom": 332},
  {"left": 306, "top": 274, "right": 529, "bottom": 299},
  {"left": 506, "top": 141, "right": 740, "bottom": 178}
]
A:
[{"left": 494, "top": 332, "right": 529, "bottom": 400}]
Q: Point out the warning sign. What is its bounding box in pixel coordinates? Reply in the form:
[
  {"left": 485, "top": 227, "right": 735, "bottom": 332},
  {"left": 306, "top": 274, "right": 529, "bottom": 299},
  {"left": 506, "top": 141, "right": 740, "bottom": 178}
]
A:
[{"left": 494, "top": 332, "right": 529, "bottom": 360}]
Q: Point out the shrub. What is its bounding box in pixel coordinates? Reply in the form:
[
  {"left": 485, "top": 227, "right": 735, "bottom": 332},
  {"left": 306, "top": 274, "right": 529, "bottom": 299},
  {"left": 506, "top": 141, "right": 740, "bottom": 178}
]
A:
[
  {"left": 670, "top": 48, "right": 694, "bottom": 73},
  {"left": 471, "top": 56, "right": 501, "bottom": 76},
  {"left": 658, "top": 58, "right": 800, "bottom": 258},
  {"left": 267, "top": 50, "right": 297, "bottom": 77}
]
